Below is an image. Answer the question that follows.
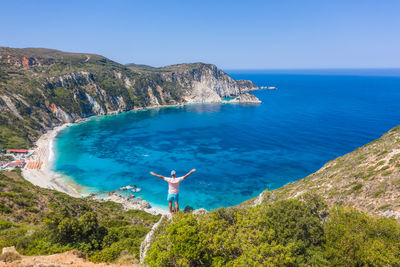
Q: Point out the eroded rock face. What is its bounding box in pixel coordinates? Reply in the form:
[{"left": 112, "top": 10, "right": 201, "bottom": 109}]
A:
[
  {"left": 2, "top": 54, "right": 42, "bottom": 67},
  {"left": 160, "top": 63, "right": 259, "bottom": 103}
]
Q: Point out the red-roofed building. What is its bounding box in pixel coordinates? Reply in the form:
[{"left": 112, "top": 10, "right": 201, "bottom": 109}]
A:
[
  {"left": 7, "top": 159, "right": 25, "bottom": 168},
  {"left": 6, "top": 149, "right": 28, "bottom": 154}
]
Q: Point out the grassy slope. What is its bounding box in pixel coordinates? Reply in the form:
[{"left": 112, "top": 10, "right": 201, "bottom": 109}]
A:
[
  {"left": 0, "top": 169, "right": 160, "bottom": 263},
  {"left": 241, "top": 125, "right": 400, "bottom": 219}
]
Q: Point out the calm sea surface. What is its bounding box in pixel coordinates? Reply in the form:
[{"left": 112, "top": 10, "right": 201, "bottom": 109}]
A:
[{"left": 54, "top": 70, "right": 400, "bottom": 210}]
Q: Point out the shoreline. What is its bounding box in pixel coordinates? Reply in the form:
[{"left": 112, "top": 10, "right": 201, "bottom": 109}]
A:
[
  {"left": 21, "top": 123, "right": 83, "bottom": 197},
  {"left": 22, "top": 120, "right": 170, "bottom": 215},
  {"left": 21, "top": 107, "right": 183, "bottom": 215}
]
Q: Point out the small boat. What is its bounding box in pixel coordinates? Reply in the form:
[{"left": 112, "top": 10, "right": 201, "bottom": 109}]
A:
[
  {"left": 260, "top": 86, "right": 278, "bottom": 90},
  {"left": 120, "top": 185, "right": 137, "bottom": 191},
  {"left": 133, "top": 188, "right": 141, "bottom": 192}
]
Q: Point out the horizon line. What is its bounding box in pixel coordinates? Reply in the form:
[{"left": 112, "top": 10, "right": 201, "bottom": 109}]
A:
[{"left": 2, "top": 46, "right": 400, "bottom": 71}]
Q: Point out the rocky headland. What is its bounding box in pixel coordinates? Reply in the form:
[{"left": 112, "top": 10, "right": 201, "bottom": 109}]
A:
[{"left": 0, "top": 47, "right": 260, "bottom": 149}]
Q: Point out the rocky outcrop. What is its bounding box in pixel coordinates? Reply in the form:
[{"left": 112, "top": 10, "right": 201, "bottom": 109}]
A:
[
  {"left": 193, "top": 208, "right": 208, "bottom": 215},
  {"left": 104, "top": 193, "right": 153, "bottom": 211},
  {"left": 230, "top": 92, "right": 262, "bottom": 104},
  {"left": 49, "top": 103, "right": 74, "bottom": 123},
  {"left": 236, "top": 79, "right": 259, "bottom": 91},
  {"left": 0, "top": 95, "right": 23, "bottom": 119},
  {"left": 1, "top": 54, "right": 42, "bottom": 68},
  {"left": 160, "top": 63, "right": 259, "bottom": 103}
]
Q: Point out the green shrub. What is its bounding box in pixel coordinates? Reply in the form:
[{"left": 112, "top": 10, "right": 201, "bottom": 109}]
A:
[
  {"left": 382, "top": 170, "right": 393, "bottom": 176},
  {"left": 90, "top": 244, "right": 123, "bottom": 263},
  {"left": 124, "top": 209, "right": 161, "bottom": 223},
  {"left": 0, "top": 219, "right": 16, "bottom": 230},
  {"left": 324, "top": 207, "right": 400, "bottom": 266},
  {"left": 346, "top": 183, "right": 363, "bottom": 195},
  {"left": 0, "top": 201, "right": 11, "bottom": 213}
]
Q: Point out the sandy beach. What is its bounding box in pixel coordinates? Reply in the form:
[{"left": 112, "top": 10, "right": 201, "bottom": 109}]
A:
[
  {"left": 21, "top": 122, "right": 169, "bottom": 216},
  {"left": 21, "top": 123, "right": 82, "bottom": 197}
]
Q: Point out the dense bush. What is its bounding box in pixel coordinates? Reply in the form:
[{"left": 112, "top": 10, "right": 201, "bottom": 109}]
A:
[
  {"left": 146, "top": 197, "right": 400, "bottom": 266},
  {"left": 324, "top": 207, "right": 400, "bottom": 266},
  {"left": 147, "top": 198, "right": 328, "bottom": 266},
  {"left": 10, "top": 207, "right": 153, "bottom": 263}
]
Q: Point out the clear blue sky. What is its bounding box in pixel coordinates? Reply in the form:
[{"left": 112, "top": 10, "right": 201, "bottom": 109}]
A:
[{"left": 1, "top": 0, "right": 399, "bottom": 69}]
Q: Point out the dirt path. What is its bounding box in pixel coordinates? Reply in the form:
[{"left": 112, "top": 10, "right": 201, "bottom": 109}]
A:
[{"left": 0, "top": 249, "right": 138, "bottom": 267}]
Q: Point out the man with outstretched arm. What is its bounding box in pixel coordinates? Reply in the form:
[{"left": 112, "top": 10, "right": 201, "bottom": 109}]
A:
[{"left": 150, "top": 169, "right": 196, "bottom": 214}]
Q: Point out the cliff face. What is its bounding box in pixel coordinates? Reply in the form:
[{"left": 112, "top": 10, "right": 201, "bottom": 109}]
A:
[
  {"left": 158, "top": 63, "right": 258, "bottom": 103},
  {"left": 0, "top": 47, "right": 260, "bottom": 149}
]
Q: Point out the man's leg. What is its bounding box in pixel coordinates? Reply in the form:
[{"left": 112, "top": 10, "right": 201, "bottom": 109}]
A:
[
  {"left": 169, "top": 201, "right": 173, "bottom": 213},
  {"left": 174, "top": 201, "right": 179, "bottom": 212}
]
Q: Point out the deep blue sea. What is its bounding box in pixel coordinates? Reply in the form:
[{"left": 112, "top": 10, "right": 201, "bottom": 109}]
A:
[{"left": 54, "top": 69, "right": 400, "bottom": 210}]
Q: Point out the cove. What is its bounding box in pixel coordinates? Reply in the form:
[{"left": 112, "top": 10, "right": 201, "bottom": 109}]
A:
[{"left": 54, "top": 71, "right": 400, "bottom": 210}]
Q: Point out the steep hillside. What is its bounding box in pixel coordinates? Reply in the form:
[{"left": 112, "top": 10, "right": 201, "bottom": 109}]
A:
[
  {"left": 0, "top": 169, "right": 160, "bottom": 264},
  {"left": 244, "top": 126, "right": 400, "bottom": 219},
  {"left": 0, "top": 47, "right": 259, "bottom": 149}
]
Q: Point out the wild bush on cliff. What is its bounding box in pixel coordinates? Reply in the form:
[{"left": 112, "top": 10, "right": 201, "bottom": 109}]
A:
[
  {"left": 146, "top": 197, "right": 400, "bottom": 266},
  {"left": 146, "top": 198, "right": 328, "bottom": 266},
  {"left": 324, "top": 207, "right": 400, "bottom": 266},
  {"left": 1, "top": 206, "right": 153, "bottom": 262}
]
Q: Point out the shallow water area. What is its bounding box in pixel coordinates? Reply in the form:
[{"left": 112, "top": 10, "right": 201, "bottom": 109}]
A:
[{"left": 54, "top": 70, "right": 400, "bottom": 210}]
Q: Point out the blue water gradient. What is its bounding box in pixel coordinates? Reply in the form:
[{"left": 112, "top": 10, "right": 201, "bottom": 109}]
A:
[{"left": 54, "top": 71, "right": 400, "bottom": 210}]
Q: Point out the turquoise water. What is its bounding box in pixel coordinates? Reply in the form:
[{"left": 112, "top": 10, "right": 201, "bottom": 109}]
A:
[
  {"left": 221, "top": 96, "right": 236, "bottom": 101},
  {"left": 54, "top": 70, "right": 400, "bottom": 210}
]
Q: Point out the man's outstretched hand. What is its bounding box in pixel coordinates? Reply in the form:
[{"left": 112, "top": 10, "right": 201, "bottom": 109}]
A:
[
  {"left": 182, "top": 169, "right": 196, "bottom": 180},
  {"left": 150, "top": 171, "right": 155, "bottom": 175}
]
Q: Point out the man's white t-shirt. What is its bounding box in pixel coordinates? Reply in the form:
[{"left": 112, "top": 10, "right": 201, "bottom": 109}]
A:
[{"left": 164, "top": 177, "right": 184, "bottom": 194}]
